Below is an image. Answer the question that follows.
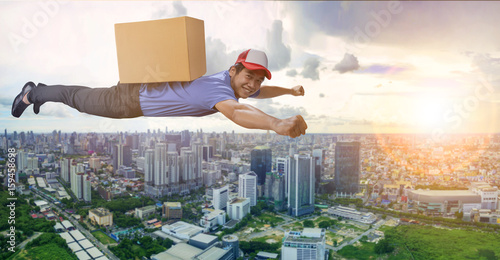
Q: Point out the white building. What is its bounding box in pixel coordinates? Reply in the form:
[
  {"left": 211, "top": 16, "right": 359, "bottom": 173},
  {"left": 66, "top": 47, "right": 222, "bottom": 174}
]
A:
[
  {"left": 281, "top": 228, "right": 326, "bottom": 260},
  {"left": 200, "top": 209, "right": 226, "bottom": 231},
  {"left": 212, "top": 185, "right": 229, "bottom": 210},
  {"left": 226, "top": 197, "right": 250, "bottom": 220},
  {"left": 327, "top": 206, "right": 377, "bottom": 224},
  {"left": 470, "top": 182, "right": 498, "bottom": 210},
  {"left": 239, "top": 172, "right": 257, "bottom": 206},
  {"left": 161, "top": 221, "right": 204, "bottom": 240}
]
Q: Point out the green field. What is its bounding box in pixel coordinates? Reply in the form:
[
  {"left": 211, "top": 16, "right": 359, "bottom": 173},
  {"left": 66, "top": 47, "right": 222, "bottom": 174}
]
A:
[
  {"left": 92, "top": 230, "right": 116, "bottom": 244},
  {"left": 11, "top": 243, "right": 77, "bottom": 260},
  {"left": 257, "top": 213, "right": 285, "bottom": 225},
  {"left": 337, "top": 225, "right": 500, "bottom": 260}
]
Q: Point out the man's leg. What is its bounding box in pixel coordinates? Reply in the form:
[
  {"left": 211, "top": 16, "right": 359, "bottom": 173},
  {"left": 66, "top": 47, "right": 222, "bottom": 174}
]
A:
[{"left": 27, "top": 82, "right": 143, "bottom": 118}]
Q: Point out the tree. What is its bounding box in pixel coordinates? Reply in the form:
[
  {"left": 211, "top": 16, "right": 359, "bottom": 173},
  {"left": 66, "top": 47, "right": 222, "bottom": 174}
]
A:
[
  {"left": 303, "top": 220, "right": 314, "bottom": 228},
  {"left": 318, "top": 221, "right": 330, "bottom": 229},
  {"left": 374, "top": 238, "right": 394, "bottom": 254}
]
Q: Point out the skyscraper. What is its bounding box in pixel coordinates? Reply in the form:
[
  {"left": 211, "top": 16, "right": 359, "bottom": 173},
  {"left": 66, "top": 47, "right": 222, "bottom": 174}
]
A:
[
  {"left": 312, "top": 149, "right": 324, "bottom": 193},
  {"left": 60, "top": 158, "right": 73, "bottom": 183},
  {"left": 277, "top": 157, "right": 290, "bottom": 195},
  {"left": 334, "top": 142, "right": 360, "bottom": 195},
  {"left": 251, "top": 146, "right": 272, "bottom": 185},
  {"left": 239, "top": 172, "right": 257, "bottom": 206},
  {"left": 154, "top": 143, "right": 167, "bottom": 189},
  {"left": 288, "top": 154, "right": 314, "bottom": 217},
  {"left": 144, "top": 149, "right": 155, "bottom": 186}
]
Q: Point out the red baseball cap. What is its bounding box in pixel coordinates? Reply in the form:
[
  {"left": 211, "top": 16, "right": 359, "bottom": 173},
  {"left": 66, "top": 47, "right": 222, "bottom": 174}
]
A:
[{"left": 235, "top": 49, "right": 272, "bottom": 79}]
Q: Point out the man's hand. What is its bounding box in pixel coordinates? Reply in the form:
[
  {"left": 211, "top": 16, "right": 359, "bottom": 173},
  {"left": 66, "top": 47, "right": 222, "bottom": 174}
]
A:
[
  {"left": 271, "top": 115, "right": 308, "bottom": 138},
  {"left": 291, "top": 85, "right": 305, "bottom": 96}
]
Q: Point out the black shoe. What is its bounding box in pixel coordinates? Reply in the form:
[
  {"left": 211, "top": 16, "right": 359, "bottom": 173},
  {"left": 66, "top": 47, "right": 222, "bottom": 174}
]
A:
[
  {"left": 33, "top": 83, "right": 46, "bottom": 114},
  {"left": 12, "top": 82, "right": 36, "bottom": 118}
]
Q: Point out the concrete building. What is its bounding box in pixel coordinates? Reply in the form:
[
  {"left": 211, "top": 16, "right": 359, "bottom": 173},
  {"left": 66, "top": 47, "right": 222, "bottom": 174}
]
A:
[
  {"left": 189, "top": 233, "right": 218, "bottom": 250},
  {"left": 163, "top": 202, "right": 182, "bottom": 219},
  {"left": 227, "top": 197, "right": 250, "bottom": 220},
  {"left": 251, "top": 146, "right": 272, "bottom": 185},
  {"left": 239, "top": 172, "right": 257, "bottom": 206},
  {"left": 470, "top": 182, "right": 498, "bottom": 210},
  {"left": 200, "top": 209, "right": 226, "bottom": 231},
  {"left": 89, "top": 208, "right": 113, "bottom": 227},
  {"left": 213, "top": 185, "right": 229, "bottom": 210},
  {"left": 334, "top": 142, "right": 360, "bottom": 195},
  {"left": 161, "top": 221, "right": 204, "bottom": 240},
  {"left": 288, "top": 154, "right": 314, "bottom": 217},
  {"left": 408, "top": 190, "right": 482, "bottom": 215},
  {"left": 135, "top": 205, "right": 156, "bottom": 220},
  {"left": 328, "top": 206, "right": 377, "bottom": 224},
  {"left": 281, "top": 228, "right": 326, "bottom": 260}
]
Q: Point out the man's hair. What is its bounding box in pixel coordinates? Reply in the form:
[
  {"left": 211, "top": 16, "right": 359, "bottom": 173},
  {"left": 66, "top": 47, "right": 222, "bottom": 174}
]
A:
[{"left": 231, "top": 63, "right": 246, "bottom": 74}]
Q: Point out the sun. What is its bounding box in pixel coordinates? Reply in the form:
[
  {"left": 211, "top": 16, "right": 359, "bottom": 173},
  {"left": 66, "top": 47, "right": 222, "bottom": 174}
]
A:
[{"left": 414, "top": 98, "right": 447, "bottom": 128}]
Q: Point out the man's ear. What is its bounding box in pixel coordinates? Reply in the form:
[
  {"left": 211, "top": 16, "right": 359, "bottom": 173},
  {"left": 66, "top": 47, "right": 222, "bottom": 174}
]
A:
[{"left": 229, "top": 66, "right": 236, "bottom": 77}]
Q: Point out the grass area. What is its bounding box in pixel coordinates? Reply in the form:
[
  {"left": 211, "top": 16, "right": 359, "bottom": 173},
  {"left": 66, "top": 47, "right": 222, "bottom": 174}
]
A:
[
  {"left": 387, "top": 225, "right": 500, "bottom": 259},
  {"left": 251, "top": 233, "right": 285, "bottom": 244},
  {"left": 337, "top": 242, "right": 377, "bottom": 260},
  {"left": 11, "top": 243, "right": 77, "bottom": 260},
  {"left": 92, "top": 230, "right": 116, "bottom": 245},
  {"left": 256, "top": 213, "right": 285, "bottom": 225},
  {"left": 314, "top": 216, "right": 335, "bottom": 224},
  {"left": 342, "top": 224, "right": 367, "bottom": 232}
]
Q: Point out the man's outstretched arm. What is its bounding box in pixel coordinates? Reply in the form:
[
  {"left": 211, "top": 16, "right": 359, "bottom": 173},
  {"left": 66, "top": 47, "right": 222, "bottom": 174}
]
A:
[
  {"left": 215, "top": 99, "right": 307, "bottom": 138},
  {"left": 255, "top": 85, "right": 304, "bottom": 99}
]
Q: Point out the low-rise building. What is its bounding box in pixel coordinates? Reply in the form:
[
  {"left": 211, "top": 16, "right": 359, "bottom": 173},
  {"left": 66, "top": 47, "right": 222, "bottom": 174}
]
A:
[
  {"left": 226, "top": 197, "right": 250, "bottom": 220},
  {"left": 89, "top": 207, "right": 113, "bottom": 227},
  {"left": 163, "top": 202, "right": 182, "bottom": 219},
  {"left": 200, "top": 209, "right": 226, "bottom": 231},
  {"left": 135, "top": 205, "right": 156, "bottom": 220},
  {"left": 161, "top": 221, "right": 204, "bottom": 240},
  {"left": 328, "top": 206, "right": 377, "bottom": 224},
  {"left": 281, "top": 228, "right": 326, "bottom": 260}
]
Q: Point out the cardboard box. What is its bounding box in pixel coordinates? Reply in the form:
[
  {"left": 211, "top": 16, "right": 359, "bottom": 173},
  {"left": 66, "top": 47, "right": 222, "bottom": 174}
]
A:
[{"left": 115, "top": 16, "right": 206, "bottom": 83}]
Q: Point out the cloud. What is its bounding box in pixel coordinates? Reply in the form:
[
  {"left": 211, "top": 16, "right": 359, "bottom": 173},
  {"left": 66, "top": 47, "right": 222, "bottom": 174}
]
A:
[
  {"left": 358, "top": 64, "right": 409, "bottom": 75},
  {"left": 205, "top": 37, "right": 244, "bottom": 75},
  {"left": 251, "top": 99, "right": 308, "bottom": 119},
  {"left": 334, "top": 53, "right": 359, "bottom": 74},
  {"left": 266, "top": 20, "right": 291, "bottom": 71},
  {"left": 173, "top": 2, "right": 187, "bottom": 16},
  {"left": 286, "top": 69, "right": 298, "bottom": 77},
  {"left": 301, "top": 57, "right": 321, "bottom": 80},
  {"left": 151, "top": 2, "right": 187, "bottom": 19}
]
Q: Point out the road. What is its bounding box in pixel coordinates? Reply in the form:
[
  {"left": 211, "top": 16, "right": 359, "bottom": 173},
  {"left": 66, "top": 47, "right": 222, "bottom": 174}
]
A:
[
  {"left": 18, "top": 232, "right": 43, "bottom": 249},
  {"left": 32, "top": 188, "right": 120, "bottom": 260}
]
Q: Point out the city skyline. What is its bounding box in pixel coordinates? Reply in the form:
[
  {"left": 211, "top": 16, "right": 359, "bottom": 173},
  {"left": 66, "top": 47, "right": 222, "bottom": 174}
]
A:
[{"left": 2, "top": 1, "right": 500, "bottom": 135}]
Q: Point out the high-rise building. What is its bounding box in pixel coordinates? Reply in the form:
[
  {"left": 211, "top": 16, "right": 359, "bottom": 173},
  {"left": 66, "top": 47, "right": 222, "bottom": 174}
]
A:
[
  {"left": 312, "top": 149, "right": 324, "bottom": 193},
  {"left": 277, "top": 157, "right": 290, "bottom": 195},
  {"left": 144, "top": 149, "right": 154, "bottom": 185},
  {"left": 154, "top": 143, "right": 167, "bottom": 189},
  {"left": 213, "top": 185, "right": 229, "bottom": 210},
  {"left": 180, "top": 148, "right": 195, "bottom": 185},
  {"left": 202, "top": 145, "right": 214, "bottom": 162},
  {"left": 113, "top": 143, "right": 131, "bottom": 172},
  {"left": 281, "top": 228, "right": 326, "bottom": 260},
  {"left": 334, "top": 142, "right": 360, "bottom": 195},
  {"left": 288, "top": 154, "right": 314, "bottom": 217},
  {"left": 250, "top": 146, "right": 272, "bottom": 185},
  {"left": 239, "top": 172, "right": 257, "bottom": 206},
  {"left": 167, "top": 151, "right": 179, "bottom": 185}
]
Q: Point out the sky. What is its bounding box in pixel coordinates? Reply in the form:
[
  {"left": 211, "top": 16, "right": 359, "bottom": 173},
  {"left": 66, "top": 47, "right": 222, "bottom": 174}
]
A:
[{"left": 1, "top": 1, "right": 500, "bottom": 137}]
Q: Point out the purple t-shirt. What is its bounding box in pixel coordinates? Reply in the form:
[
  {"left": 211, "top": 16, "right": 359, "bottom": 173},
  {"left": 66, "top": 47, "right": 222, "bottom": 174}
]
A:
[{"left": 139, "top": 70, "right": 259, "bottom": 117}]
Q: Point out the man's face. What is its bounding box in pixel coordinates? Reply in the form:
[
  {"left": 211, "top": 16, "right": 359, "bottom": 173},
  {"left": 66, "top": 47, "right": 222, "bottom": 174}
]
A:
[{"left": 229, "top": 66, "right": 266, "bottom": 99}]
